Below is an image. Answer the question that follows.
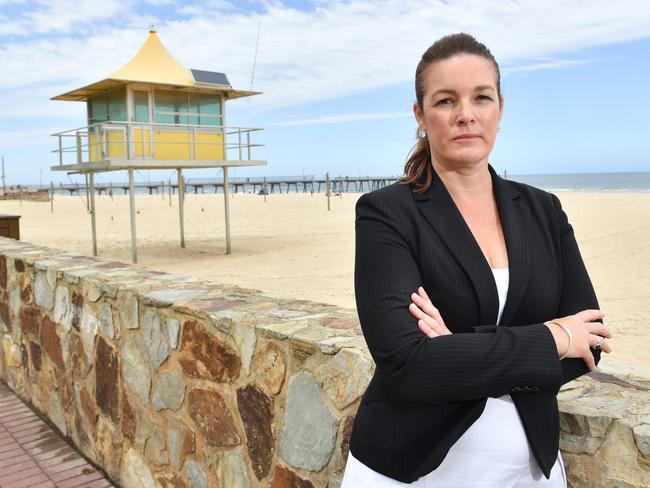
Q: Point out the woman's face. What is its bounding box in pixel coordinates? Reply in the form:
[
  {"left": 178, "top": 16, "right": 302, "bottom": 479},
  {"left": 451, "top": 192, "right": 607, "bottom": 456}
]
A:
[{"left": 413, "top": 53, "right": 503, "bottom": 170}]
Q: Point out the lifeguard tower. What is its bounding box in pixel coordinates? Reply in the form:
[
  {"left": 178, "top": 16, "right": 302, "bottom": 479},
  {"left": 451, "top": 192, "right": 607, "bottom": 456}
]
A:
[{"left": 51, "top": 29, "right": 265, "bottom": 263}]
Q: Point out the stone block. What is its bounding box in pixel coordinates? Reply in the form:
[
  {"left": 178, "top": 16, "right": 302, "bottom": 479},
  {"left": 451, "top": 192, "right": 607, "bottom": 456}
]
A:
[
  {"left": 206, "top": 309, "right": 244, "bottom": 333},
  {"left": 80, "top": 386, "right": 98, "bottom": 428},
  {"left": 230, "top": 321, "right": 257, "bottom": 376},
  {"left": 69, "top": 332, "right": 90, "bottom": 381},
  {"left": 186, "top": 459, "right": 208, "bottom": 488},
  {"left": 178, "top": 320, "right": 240, "bottom": 382},
  {"left": 168, "top": 318, "right": 180, "bottom": 348},
  {"left": 120, "top": 292, "right": 139, "bottom": 329},
  {"left": 34, "top": 260, "right": 58, "bottom": 288},
  {"left": 144, "top": 422, "right": 168, "bottom": 466},
  {"left": 152, "top": 370, "right": 186, "bottom": 411},
  {"left": 95, "top": 415, "right": 123, "bottom": 478},
  {"left": 0, "top": 301, "right": 10, "bottom": 332},
  {"left": 64, "top": 267, "right": 101, "bottom": 283},
  {"left": 9, "top": 287, "right": 20, "bottom": 317},
  {"left": 71, "top": 290, "right": 83, "bottom": 329},
  {"left": 28, "top": 341, "right": 41, "bottom": 371},
  {"left": 20, "top": 306, "right": 41, "bottom": 337},
  {"left": 102, "top": 284, "right": 118, "bottom": 299},
  {"left": 20, "top": 281, "right": 32, "bottom": 304},
  {"left": 48, "top": 391, "right": 67, "bottom": 436},
  {"left": 53, "top": 285, "right": 73, "bottom": 331},
  {"left": 270, "top": 465, "right": 315, "bottom": 488},
  {"left": 40, "top": 315, "right": 64, "bottom": 369},
  {"left": 142, "top": 287, "right": 210, "bottom": 307},
  {"left": 167, "top": 417, "right": 195, "bottom": 470},
  {"left": 340, "top": 416, "right": 355, "bottom": 463},
  {"left": 3, "top": 337, "right": 21, "bottom": 368},
  {"left": 121, "top": 390, "right": 135, "bottom": 440},
  {"left": 213, "top": 450, "right": 251, "bottom": 488},
  {"left": 314, "top": 349, "right": 373, "bottom": 409},
  {"left": 633, "top": 423, "right": 650, "bottom": 456},
  {"left": 80, "top": 306, "right": 99, "bottom": 358},
  {"left": 155, "top": 473, "right": 185, "bottom": 488},
  {"left": 187, "top": 388, "right": 240, "bottom": 447},
  {"left": 34, "top": 272, "right": 54, "bottom": 310},
  {"left": 280, "top": 372, "right": 337, "bottom": 471},
  {"left": 252, "top": 342, "right": 287, "bottom": 395},
  {"left": 0, "top": 255, "right": 6, "bottom": 289},
  {"left": 121, "top": 335, "right": 151, "bottom": 404},
  {"left": 256, "top": 321, "right": 308, "bottom": 341},
  {"left": 121, "top": 448, "right": 156, "bottom": 488},
  {"left": 95, "top": 336, "right": 119, "bottom": 422},
  {"left": 99, "top": 302, "right": 114, "bottom": 339},
  {"left": 236, "top": 384, "right": 274, "bottom": 480},
  {"left": 142, "top": 310, "right": 169, "bottom": 370},
  {"left": 83, "top": 280, "right": 102, "bottom": 302}
]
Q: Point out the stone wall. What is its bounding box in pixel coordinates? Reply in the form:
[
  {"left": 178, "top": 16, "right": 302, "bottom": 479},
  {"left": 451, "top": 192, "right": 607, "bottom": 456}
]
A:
[{"left": 0, "top": 236, "right": 647, "bottom": 488}]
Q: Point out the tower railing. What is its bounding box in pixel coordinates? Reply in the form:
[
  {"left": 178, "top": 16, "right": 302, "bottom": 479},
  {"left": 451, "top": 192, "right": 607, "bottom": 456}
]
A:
[{"left": 51, "top": 120, "right": 263, "bottom": 166}]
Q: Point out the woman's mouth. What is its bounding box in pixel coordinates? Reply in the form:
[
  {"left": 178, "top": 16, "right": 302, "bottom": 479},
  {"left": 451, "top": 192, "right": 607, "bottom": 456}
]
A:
[{"left": 453, "top": 134, "right": 480, "bottom": 141}]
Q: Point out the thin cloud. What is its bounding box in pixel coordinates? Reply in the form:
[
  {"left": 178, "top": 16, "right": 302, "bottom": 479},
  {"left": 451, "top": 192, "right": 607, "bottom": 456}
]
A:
[
  {"left": 270, "top": 111, "right": 412, "bottom": 127},
  {"left": 0, "top": 127, "right": 62, "bottom": 147},
  {"left": 1, "top": 0, "right": 649, "bottom": 127},
  {"left": 503, "top": 59, "right": 595, "bottom": 75},
  {"left": 1, "top": 0, "right": 124, "bottom": 36}
]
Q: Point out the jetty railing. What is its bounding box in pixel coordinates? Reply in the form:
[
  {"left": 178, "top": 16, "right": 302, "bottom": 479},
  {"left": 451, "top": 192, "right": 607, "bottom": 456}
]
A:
[{"left": 44, "top": 175, "right": 400, "bottom": 196}]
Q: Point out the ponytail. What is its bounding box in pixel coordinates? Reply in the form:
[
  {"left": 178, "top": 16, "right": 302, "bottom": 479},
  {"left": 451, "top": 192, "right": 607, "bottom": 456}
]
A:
[{"left": 399, "top": 129, "right": 432, "bottom": 192}]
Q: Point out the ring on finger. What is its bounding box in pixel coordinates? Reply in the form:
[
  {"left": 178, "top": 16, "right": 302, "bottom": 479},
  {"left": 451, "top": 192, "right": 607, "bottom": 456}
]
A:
[{"left": 591, "top": 335, "right": 602, "bottom": 351}]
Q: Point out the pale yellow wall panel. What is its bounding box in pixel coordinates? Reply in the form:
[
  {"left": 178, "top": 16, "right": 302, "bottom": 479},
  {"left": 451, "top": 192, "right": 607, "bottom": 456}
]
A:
[
  {"left": 106, "top": 131, "right": 126, "bottom": 159},
  {"left": 195, "top": 132, "right": 224, "bottom": 160},
  {"left": 132, "top": 128, "right": 152, "bottom": 158},
  {"left": 88, "top": 133, "right": 100, "bottom": 162},
  {"left": 153, "top": 131, "right": 192, "bottom": 160}
]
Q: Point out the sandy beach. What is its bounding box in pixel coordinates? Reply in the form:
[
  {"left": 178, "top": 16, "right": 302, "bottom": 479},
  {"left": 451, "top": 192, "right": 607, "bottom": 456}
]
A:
[{"left": 2, "top": 190, "right": 648, "bottom": 379}]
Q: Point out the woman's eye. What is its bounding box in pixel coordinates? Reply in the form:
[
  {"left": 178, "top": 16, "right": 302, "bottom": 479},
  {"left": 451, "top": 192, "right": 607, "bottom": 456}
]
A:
[
  {"left": 435, "top": 98, "right": 453, "bottom": 106},
  {"left": 477, "top": 95, "right": 493, "bottom": 101}
]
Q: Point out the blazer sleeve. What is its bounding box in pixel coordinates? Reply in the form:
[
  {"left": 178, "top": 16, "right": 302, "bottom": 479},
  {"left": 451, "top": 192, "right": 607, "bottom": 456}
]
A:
[
  {"left": 550, "top": 193, "right": 603, "bottom": 385},
  {"left": 354, "top": 191, "right": 563, "bottom": 405}
]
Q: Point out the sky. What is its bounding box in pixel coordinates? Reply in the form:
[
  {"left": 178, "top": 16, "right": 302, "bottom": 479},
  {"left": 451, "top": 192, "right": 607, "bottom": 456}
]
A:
[{"left": 0, "top": 0, "right": 649, "bottom": 185}]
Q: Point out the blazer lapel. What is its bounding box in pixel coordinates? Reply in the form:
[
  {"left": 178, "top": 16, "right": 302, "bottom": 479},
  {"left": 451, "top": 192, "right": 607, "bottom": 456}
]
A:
[
  {"left": 491, "top": 166, "right": 531, "bottom": 327},
  {"left": 413, "top": 164, "right": 531, "bottom": 327}
]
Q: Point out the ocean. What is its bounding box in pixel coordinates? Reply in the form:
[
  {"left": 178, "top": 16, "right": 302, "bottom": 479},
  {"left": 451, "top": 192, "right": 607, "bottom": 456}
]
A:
[
  {"left": 504, "top": 171, "right": 650, "bottom": 192},
  {"left": 53, "top": 171, "right": 650, "bottom": 196}
]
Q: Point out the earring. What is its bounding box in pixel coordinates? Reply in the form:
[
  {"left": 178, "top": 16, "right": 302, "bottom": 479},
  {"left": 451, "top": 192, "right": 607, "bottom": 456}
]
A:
[
  {"left": 497, "top": 126, "right": 502, "bottom": 133},
  {"left": 418, "top": 127, "right": 427, "bottom": 138}
]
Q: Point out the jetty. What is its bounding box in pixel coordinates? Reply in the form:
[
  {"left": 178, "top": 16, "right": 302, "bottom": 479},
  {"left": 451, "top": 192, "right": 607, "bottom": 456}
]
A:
[{"left": 49, "top": 175, "right": 399, "bottom": 196}]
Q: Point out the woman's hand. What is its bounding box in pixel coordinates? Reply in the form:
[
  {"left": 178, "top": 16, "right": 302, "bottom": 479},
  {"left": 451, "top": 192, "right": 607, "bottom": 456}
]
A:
[
  {"left": 544, "top": 309, "right": 613, "bottom": 371},
  {"left": 409, "top": 286, "right": 452, "bottom": 338}
]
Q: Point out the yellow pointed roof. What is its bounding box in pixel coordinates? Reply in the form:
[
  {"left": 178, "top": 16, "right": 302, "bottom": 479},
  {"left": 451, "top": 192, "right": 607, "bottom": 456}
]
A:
[
  {"left": 52, "top": 30, "right": 260, "bottom": 101},
  {"left": 109, "top": 30, "right": 194, "bottom": 86}
]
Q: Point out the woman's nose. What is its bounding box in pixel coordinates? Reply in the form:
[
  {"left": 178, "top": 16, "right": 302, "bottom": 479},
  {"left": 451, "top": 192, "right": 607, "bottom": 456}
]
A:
[{"left": 455, "top": 101, "right": 476, "bottom": 125}]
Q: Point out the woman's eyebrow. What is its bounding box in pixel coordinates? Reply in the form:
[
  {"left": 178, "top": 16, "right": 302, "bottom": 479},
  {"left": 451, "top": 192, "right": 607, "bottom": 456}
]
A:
[
  {"left": 430, "top": 85, "right": 496, "bottom": 98},
  {"left": 431, "top": 89, "right": 455, "bottom": 98}
]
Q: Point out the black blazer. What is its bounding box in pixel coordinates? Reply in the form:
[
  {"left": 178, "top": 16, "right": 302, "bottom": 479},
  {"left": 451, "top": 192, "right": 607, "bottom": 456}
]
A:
[{"left": 349, "top": 164, "right": 601, "bottom": 483}]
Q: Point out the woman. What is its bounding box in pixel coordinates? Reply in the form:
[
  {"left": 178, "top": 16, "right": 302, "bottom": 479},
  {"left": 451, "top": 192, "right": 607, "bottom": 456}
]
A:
[{"left": 341, "top": 33, "right": 613, "bottom": 487}]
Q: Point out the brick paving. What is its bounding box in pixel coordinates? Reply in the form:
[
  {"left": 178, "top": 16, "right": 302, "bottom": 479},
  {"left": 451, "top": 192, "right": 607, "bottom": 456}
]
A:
[{"left": 0, "top": 382, "right": 115, "bottom": 488}]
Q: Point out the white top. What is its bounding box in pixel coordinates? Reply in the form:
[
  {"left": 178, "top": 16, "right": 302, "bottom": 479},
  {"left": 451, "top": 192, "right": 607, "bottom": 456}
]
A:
[{"left": 341, "top": 268, "right": 567, "bottom": 487}]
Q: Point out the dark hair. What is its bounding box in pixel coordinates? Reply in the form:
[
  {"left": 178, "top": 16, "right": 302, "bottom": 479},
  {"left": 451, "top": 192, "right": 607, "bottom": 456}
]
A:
[{"left": 400, "top": 33, "right": 501, "bottom": 192}]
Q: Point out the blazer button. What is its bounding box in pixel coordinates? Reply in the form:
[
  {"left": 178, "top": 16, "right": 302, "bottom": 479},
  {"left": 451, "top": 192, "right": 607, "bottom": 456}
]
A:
[{"left": 510, "top": 387, "right": 522, "bottom": 393}]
